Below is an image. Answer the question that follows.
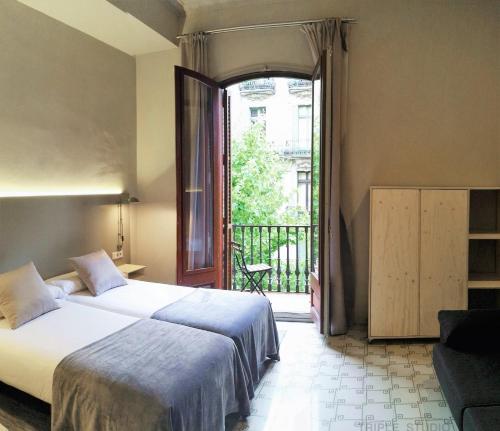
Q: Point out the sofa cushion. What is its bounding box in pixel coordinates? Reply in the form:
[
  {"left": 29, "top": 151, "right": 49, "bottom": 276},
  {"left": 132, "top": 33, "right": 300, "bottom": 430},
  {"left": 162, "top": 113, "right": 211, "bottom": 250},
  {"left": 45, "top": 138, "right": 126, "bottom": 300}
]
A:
[
  {"left": 433, "top": 344, "right": 500, "bottom": 429},
  {"left": 463, "top": 406, "right": 500, "bottom": 431},
  {"left": 438, "top": 309, "right": 500, "bottom": 353}
]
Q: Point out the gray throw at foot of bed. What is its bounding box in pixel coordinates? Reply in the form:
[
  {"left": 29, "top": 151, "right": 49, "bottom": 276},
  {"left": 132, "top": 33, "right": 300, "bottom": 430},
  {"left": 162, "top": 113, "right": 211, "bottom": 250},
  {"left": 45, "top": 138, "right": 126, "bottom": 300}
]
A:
[
  {"left": 52, "top": 319, "right": 250, "bottom": 431},
  {"left": 151, "top": 289, "right": 280, "bottom": 397}
]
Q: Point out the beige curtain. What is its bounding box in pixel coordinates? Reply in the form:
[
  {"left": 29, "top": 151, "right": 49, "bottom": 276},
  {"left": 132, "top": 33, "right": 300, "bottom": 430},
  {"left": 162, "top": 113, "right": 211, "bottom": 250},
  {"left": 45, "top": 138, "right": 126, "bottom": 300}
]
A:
[
  {"left": 181, "top": 32, "right": 208, "bottom": 74},
  {"left": 180, "top": 32, "right": 213, "bottom": 270},
  {"left": 301, "top": 19, "right": 352, "bottom": 335}
]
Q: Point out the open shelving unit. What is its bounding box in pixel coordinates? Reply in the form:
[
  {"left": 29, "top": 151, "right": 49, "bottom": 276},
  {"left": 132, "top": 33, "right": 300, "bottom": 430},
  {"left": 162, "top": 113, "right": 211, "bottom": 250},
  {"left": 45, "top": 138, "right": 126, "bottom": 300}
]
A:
[{"left": 468, "top": 189, "right": 500, "bottom": 306}]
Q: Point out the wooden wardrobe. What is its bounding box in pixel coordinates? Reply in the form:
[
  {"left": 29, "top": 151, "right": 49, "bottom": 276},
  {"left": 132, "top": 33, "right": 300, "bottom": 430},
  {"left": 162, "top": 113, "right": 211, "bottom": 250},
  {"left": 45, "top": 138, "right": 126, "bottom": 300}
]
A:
[{"left": 369, "top": 187, "right": 475, "bottom": 340}]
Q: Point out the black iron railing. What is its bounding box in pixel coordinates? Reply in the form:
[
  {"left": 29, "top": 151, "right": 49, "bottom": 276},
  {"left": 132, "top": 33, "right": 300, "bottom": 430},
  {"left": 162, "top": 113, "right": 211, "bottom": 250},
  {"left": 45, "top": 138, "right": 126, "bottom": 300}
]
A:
[
  {"left": 232, "top": 224, "right": 317, "bottom": 293},
  {"left": 239, "top": 79, "right": 276, "bottom": 95}
]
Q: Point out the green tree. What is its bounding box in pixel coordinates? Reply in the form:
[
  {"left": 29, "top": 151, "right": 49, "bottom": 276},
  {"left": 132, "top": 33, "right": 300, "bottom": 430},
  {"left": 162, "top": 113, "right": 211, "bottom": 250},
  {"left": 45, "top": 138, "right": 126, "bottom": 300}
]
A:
[
  {"left": 231, "top": 124, "right": 310, "bottom": 225},
  {"left": 231, "top": 125, "right": 291, "bottom": 225}
]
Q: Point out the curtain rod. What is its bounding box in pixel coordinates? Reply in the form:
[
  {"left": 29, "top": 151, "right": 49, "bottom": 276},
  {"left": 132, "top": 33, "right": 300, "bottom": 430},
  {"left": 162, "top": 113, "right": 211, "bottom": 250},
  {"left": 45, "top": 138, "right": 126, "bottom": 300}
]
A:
[{"left": 177, "top": 17, "right": 357, "bottom": 39}]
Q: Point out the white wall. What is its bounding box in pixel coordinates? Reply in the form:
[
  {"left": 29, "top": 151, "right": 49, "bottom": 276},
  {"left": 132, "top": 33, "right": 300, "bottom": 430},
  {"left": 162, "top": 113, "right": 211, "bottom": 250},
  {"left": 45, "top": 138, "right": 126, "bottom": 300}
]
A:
[{"left": 133, "top": 49, "right": 181, "bottom": 283}]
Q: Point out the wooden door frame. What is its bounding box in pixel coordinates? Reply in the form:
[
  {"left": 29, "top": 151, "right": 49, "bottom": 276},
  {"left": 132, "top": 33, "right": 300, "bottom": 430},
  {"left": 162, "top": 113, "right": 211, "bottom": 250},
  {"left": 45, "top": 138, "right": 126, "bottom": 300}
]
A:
[{"left": 175, "top": 66, "right": 224, "bottom": 288}]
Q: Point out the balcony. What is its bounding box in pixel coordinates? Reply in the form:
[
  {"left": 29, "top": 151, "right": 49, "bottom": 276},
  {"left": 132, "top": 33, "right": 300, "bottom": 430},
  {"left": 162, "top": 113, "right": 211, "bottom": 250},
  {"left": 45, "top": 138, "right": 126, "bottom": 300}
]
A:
[
  {"left": 232, "top": 224, "right": 318, "bottom": 294},
  {"left": 279, "top": 139, "right": 311, "bottom": 158},
  {"left": 239, "top": 78, "right": 276, "bottom": 96},
  {"left": 288, "top": 79, "right": 312, "bottom": 94}
]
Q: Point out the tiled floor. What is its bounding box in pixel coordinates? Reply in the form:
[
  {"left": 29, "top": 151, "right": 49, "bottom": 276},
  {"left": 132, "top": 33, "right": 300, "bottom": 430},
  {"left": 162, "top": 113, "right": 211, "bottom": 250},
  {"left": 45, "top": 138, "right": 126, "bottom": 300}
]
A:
[
  {"left": 266, "top": 292, "right": 310, "bottom": 314},
  {"left": 231, "top": 322, "right": 457, "bottom": 431}
]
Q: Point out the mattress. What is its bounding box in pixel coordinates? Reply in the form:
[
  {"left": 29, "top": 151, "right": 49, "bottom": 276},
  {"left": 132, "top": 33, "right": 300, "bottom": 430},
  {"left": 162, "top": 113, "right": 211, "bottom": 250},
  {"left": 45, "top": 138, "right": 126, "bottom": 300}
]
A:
[
  {"left": 67, "top": 279, "right": 194, "bottom": 317},
  {"left": 0, "top": 301, "right": 137, "bottom": 403}
]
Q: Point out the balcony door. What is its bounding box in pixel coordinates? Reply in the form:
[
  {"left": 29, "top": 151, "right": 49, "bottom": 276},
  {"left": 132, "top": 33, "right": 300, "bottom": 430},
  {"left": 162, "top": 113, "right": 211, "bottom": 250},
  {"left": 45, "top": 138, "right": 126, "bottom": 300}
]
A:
[{"left": 175, "top": 66, "right": 224, "bottom": 289}]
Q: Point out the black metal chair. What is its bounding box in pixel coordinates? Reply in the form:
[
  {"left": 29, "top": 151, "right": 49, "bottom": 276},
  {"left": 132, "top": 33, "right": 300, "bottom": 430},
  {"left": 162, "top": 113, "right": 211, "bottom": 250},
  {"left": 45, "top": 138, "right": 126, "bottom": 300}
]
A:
[{"left": 232, "top": 241, "right": 272, "bottom": 296}]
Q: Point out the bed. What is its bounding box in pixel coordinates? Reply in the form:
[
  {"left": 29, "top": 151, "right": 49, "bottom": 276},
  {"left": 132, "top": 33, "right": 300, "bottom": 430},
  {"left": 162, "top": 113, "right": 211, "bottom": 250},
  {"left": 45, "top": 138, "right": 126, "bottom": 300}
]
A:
[
  {"left": 0, "top": 300, "right": 250, "bottom": 431},
  {"left": 62, "top": 278, "right": 280, "bottom": 396}
]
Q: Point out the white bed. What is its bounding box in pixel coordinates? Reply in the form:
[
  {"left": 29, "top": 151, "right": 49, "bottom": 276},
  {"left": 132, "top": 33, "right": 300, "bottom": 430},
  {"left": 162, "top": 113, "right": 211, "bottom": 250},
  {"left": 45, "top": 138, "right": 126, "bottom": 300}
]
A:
[
  {"left": 66, "top": 279, "right": 194, "bottom": 318},
  {"left": 0, "top": 301, "right": 137, "bottom": 403}
]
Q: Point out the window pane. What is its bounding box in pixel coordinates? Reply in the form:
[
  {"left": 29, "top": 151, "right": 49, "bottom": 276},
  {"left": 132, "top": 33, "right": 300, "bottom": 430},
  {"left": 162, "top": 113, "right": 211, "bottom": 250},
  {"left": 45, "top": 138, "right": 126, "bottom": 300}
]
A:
[
  {"left": 311, "top": 77, "right": 321, "bottom": 274},
  {"left": 182, "top": 75, "right": 214, "bottom": 271}
]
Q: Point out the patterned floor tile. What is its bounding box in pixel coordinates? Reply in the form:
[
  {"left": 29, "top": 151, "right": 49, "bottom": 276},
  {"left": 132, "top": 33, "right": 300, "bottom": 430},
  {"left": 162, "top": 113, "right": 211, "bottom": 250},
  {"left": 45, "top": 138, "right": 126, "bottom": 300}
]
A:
[
  {"left": 392, "top": 419, "right": 425, "bottom": 431},
  {"left": 366, "top": 365, "right": 389, "bottom": 377},
  {"left": 395, "top": 403, "right": 422, "bottom": 420},
  {"left": 419, "top": 401, "right": 454, "bottom": 420},
  {"left": 426, "top": 419, "right": 457, "bottom": 431},
  {"left": 341, "top": 377, "right": 365, "bottom": 389},
  {"left": 312, "top": 375, "right": 342, "bottom": 390},
  {"left": 388, "top": 364, "right": 415, "bottom": 377},
  {"left": 366, "top": 390, "right": 391, "bottom": 404},
  {"left": 336, "top": 404, "right": 364, "bottom": 421},
  {"left": 330, "top": 420, "right": 363, "bottom": 430},
  {"left": 230, "top": 323, "right": 457, "bottom": 431},
  {"left": 362, "top": 421, "right": 393, "bottom": 431},
  {"left": 363, "top": 403, "right": 395, "bottom": 422},
  {"left": 391, "top": 375, "right": 416, "bottom": 389},
  {"left": 365, "top": 376, "right": 392, "bottom": 391},
  {"left": 391, "top": 388, "right": 420, "bottom": 404},
  {"left": 418, "top": 387, "right": 444, "bottom": 402},
  {"left": 365, "top": 353, "right": 390, "bottom": 367},
  {"left": 335, "top": 388, "right": 367, "bottom": 405}
]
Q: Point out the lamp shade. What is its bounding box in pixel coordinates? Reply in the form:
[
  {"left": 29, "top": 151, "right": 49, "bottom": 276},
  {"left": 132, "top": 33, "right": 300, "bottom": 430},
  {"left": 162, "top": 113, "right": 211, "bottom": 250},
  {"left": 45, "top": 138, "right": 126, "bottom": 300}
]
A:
[{"left": 120, "top": 192, "right": 139, "bottom": 204}]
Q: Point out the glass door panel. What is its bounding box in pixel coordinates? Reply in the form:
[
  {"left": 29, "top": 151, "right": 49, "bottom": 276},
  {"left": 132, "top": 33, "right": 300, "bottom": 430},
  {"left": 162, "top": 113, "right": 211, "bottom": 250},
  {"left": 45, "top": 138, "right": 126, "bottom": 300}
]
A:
[
  {"left": 310, "top": 52, "right": 326, "bottom": 332},
  {"left": 182, "top": 75, "right": 214, "bottom": 271},
  {"left": 176, "top": 67, "right": 223, "bottom": 288}
]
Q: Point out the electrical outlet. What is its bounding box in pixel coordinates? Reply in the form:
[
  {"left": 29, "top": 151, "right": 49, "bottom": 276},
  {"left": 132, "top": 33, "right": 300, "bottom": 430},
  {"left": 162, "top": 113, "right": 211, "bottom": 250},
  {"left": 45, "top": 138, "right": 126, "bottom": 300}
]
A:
[{"left": 112, "top": 250, "right": 124, "bottom": 260}]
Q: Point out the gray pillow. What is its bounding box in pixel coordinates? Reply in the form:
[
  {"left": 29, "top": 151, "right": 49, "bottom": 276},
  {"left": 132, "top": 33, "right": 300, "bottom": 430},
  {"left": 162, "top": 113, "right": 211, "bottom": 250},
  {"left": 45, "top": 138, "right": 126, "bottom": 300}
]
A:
[
  {"left": 69, "top": 249, "right": 127, "bottom": 296},
  {"left": 0, "top": 262, "right": 60, "bottom": 329}
]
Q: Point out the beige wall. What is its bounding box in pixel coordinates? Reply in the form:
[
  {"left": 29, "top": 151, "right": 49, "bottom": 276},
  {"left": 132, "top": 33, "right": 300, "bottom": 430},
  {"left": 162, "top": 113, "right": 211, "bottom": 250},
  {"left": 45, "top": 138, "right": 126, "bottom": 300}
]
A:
[
  {"left": 181, "top": 0, "right": 498, "bottom": 323},
  {"left": 133, "top": 49, "right": 181, "bottom": 283},
  {"left": 0, "top": 0, "right": 136, "bottom": 196},
  {"left": 109, "top": 0, "right": 185, "bottom": 46},
  {"left": 0, "top": 0, "right": 136, "bottom": 270}
]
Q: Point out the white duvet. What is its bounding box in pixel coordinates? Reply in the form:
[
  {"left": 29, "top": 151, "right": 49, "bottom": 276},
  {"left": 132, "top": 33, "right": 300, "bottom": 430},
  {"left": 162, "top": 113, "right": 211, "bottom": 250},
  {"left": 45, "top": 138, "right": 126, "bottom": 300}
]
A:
[
  {"left": 67, "top": 279, "right": 194, "bottom": 318},
  {"left": 0, "top": 301, "right": 137, "bottom": 403}
]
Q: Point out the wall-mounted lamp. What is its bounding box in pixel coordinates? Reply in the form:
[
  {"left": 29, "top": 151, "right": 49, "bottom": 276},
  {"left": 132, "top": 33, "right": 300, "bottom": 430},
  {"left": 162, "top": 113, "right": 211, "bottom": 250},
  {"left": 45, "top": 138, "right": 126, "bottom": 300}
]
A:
[{"left": 117, "top": 192, "right": 140, "bottom": 252}]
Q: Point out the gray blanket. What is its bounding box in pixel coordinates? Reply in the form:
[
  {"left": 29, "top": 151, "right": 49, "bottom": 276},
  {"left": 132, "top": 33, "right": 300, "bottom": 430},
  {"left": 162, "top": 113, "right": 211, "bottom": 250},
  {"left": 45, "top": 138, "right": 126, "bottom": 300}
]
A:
[
  {"left": 52, "top": 319, "right": 250, "bottom": 431},
  {"left": 152, "top": 289, "right": 280, "bottom": 397}
]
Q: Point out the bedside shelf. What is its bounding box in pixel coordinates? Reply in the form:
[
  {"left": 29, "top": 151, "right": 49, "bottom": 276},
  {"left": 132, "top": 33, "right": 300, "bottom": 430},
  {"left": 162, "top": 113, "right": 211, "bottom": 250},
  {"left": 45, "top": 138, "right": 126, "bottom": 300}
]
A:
[
  {"left": 118, "top": 264, "right": 147, "bottom": 279},
  {"left": 468, "top": 273, "right": 500, "bottom": 289}
]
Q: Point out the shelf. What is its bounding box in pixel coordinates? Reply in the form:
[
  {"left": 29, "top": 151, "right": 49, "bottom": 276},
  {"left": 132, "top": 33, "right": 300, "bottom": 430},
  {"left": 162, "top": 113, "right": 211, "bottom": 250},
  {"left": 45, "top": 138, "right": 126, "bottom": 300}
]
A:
[
  {"left": 468, "top": 273, "right": 500, "bottom": 289},
  {"left": 469, "top": 232, "right": 500, "bottom": 240},
  {"left": 118, "top": 264, "right": 147, "bottom": 279}
]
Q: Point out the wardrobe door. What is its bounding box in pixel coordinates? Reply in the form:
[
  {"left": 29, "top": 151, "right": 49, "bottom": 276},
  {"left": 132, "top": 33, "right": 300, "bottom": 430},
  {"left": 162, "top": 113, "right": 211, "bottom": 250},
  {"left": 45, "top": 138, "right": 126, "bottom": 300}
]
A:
[
  {"left": 370, "top": 189, "right": 420, "bottom": 338},
  {"left": 420, "top": 190, "right": 468, "bottom": 337}
]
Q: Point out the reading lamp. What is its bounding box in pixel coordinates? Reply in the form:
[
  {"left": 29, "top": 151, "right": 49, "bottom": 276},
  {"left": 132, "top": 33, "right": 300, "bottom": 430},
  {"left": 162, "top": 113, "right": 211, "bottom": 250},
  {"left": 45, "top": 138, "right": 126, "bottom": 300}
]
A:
[{"left": 117, "top": 192, "right": 139, "bottom": 252}]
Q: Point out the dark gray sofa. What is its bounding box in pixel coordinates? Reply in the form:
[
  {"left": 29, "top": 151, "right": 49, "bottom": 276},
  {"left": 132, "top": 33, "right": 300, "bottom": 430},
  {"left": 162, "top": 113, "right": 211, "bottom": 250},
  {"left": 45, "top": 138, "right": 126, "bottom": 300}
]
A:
[{"left": 433, "top": 310, "right": 500, "bottom": 431}]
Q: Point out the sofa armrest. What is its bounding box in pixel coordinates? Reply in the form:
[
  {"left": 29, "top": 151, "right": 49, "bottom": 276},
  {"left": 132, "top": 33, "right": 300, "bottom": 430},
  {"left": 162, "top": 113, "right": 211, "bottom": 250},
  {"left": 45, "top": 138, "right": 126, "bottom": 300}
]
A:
[{"left": 438, "top": 309, "right": 500, "bottom": 353}]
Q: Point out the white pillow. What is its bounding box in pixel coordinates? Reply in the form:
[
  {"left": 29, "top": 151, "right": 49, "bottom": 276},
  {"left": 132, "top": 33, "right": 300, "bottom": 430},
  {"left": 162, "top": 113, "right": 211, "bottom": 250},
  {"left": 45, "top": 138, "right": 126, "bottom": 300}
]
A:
[
  {"left": 68, "top": 249, "right": 127, "bottom": 296},
  {"left": 0, "top": 262, "right": 60, "bottom": 329},
  {"left": 45, "top": 272, "right": 87, "bottom": 294},
  {"left": 45, "top": 283, "right": 66, "bottom": 299}
]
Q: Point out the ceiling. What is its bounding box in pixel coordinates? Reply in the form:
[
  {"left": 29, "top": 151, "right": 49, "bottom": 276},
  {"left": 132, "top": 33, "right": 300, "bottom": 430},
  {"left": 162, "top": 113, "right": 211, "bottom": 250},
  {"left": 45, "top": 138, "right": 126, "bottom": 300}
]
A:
[
  {"left": 177, "top": 0, "right": 246, "bottom": 11},
  {"left": 17, "top": 0, "right": 176, "bottom": 56}
]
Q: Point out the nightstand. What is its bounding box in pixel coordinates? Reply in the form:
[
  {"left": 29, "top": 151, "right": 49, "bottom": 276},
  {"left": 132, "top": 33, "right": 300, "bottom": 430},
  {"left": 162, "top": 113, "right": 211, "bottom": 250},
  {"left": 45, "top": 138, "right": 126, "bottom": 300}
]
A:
[{"left": 118, "top": 264, "right": 147, "bottom": 280}]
